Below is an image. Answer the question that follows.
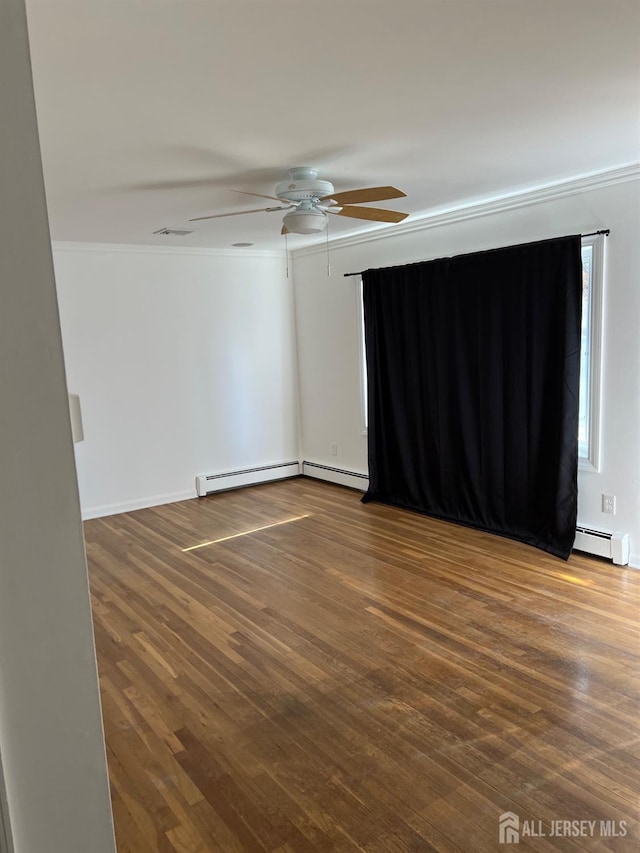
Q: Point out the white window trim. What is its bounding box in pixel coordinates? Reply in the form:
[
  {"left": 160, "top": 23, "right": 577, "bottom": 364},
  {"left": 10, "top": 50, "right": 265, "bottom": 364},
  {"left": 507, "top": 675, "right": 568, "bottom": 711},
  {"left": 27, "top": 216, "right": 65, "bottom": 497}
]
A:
[
  {"left": 356, "top": 277, "right": 368, "bottom": 436},
  {"left": 579, "top": 234, "right": 605, "bottom": 472}
]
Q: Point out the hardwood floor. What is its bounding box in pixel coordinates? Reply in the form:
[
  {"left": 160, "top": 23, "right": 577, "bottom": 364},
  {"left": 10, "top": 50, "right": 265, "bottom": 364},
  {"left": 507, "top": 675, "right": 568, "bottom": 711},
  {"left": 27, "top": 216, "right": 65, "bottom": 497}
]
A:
[{"left": 85, "top": 478, "right": 640, "bottom": 852}]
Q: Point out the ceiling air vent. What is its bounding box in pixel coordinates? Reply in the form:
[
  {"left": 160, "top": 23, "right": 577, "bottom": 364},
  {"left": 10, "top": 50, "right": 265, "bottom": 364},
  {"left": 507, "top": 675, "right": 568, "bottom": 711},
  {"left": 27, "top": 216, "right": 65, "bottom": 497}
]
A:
[{"left": 153, "top": 227, "right": 193, "bottom": 236}]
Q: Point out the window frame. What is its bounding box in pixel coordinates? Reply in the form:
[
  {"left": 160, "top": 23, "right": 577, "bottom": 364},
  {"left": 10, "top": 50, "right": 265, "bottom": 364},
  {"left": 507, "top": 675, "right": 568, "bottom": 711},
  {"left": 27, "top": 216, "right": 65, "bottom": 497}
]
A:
[
  {"left": 357, "top": 235, "right": 605, "bottom": 467},
  {"left": 579, "top": 233, "right": 605, "bottom": 472},
  {"left": 356, "top": 277, "right": 368, "bottom": 436}
]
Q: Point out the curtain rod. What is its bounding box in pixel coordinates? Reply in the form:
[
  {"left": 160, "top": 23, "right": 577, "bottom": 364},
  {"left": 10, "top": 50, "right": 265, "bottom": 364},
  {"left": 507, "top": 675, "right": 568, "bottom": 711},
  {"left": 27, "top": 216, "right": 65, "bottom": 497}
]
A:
[{"left": 342, "top": 230, "right": 610, "bottom": 277}]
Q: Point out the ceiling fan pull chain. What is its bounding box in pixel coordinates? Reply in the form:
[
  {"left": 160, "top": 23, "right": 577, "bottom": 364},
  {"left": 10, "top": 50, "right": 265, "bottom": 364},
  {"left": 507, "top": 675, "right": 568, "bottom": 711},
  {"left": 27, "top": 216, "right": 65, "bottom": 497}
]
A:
[
  {"left": 326, "top": 214, "right": 331, "bottom": 277},
  {"left": 284, "top": 230, "right": 289, "bottom": 278}
]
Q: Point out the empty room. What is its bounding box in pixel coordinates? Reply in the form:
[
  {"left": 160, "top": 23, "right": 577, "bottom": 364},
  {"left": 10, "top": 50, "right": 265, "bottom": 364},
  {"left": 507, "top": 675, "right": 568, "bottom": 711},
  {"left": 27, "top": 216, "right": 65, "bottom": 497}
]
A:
[{"left": 1, "top": 1, "right": 639, "bottom": 851}]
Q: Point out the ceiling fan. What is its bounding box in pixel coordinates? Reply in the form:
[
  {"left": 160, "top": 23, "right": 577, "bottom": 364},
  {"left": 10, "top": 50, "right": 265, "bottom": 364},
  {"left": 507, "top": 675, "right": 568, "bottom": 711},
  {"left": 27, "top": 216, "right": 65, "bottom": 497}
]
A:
[{"left": 189, "top": 167, "right": 409, "bottom": 235}]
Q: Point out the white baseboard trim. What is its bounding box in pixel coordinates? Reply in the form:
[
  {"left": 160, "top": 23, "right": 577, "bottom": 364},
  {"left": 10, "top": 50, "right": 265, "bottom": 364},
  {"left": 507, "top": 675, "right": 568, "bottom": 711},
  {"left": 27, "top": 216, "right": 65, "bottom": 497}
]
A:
[
  {"left": 302, "top": 461, "right": 369, "bottom": 492},
  {"left": 628, "top": 554, "right": 640, "bottom": 570},
  {"left": 82, "top": 490, "right": 196, "bottom": 520}
]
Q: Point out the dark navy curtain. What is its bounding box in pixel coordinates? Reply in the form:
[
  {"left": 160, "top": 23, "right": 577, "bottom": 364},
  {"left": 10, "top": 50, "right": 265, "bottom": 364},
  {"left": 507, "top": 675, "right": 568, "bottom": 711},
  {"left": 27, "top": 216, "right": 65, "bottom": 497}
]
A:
[{"left": 362, "top": 236, "right": 582, "bottom": 560}]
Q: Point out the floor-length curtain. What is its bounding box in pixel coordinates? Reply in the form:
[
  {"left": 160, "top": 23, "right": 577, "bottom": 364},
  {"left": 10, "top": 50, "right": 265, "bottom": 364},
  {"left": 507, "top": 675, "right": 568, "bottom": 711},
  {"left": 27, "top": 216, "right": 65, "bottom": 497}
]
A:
[{"left": 362, "top": 236, "right": 582, "bottom": 559}]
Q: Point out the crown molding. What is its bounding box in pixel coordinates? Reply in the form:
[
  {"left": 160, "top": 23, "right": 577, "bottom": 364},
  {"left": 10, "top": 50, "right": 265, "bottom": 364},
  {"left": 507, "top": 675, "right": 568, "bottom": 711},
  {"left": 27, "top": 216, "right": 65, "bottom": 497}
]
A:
[
  {"left": 50, "top": 164, "right": 639, "bottom": 262},
  {"left": 293, "top": 163, "right": 640, "bottom": 259},
  {"left": 51, "top": 241, "right": 285, "bottom": 259}
]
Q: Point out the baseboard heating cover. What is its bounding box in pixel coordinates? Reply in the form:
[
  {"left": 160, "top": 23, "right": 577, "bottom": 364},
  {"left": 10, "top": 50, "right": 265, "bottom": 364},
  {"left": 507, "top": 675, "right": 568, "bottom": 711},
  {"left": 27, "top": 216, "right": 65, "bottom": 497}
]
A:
[
  {"left": 574, "top": 526, "right": 629, "bottom": 565},
  {"left": 302, "top": 461, "right": 369, "bottom": 492},
  {"left": 196, "top": 462, "right": 300, "bottom": 497}
]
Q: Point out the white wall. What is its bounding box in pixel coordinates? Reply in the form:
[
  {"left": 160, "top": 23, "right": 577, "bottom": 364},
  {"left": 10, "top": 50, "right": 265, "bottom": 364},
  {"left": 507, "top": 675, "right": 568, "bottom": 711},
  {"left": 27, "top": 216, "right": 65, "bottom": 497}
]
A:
[
  {"left": 0, "top": 1, "right": 115, "bottom": 850},
  {"left": 53, "top": 245, "right": 299, "bottom": 518},
  {"left": 293, "top": 174, "right": 640, "bottom": 564}
]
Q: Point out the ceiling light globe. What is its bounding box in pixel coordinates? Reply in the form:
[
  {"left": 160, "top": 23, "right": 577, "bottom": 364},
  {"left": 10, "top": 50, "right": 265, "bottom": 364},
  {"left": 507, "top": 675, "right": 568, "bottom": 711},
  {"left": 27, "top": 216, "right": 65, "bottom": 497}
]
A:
[{"left": 282, "top": 209, "right": 327, "bottom": 235}]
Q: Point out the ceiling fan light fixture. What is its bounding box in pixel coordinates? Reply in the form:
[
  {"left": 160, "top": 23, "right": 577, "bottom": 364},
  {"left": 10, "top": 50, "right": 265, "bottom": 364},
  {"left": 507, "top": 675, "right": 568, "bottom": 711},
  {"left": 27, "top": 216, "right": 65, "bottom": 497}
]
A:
[{"left": 282, "top": 208, "right": 327, "bottom": 234}]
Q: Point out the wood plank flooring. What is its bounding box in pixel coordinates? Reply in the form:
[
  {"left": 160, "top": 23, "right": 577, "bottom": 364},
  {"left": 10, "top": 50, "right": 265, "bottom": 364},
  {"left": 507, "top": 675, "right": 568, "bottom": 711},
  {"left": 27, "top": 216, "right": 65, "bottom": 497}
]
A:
[{"left": 85, "top": 478, "right": 640, "bottom": 852}]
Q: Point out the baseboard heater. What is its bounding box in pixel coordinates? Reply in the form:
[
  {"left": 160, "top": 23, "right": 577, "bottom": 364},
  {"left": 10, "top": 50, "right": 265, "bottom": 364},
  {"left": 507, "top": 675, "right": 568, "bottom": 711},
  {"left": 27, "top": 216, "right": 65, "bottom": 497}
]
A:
[
  {"left": 301, "top": 461, "right": 369, "bottom": 492},
  {"left": 196, "top": 461, "right": 300, "bottom": 497},
  {"left": 574, "top": 526, "right": 629, "bottom": 565},
  {"left": 196, "top": 466, "right": 630, "bottom": 565}
]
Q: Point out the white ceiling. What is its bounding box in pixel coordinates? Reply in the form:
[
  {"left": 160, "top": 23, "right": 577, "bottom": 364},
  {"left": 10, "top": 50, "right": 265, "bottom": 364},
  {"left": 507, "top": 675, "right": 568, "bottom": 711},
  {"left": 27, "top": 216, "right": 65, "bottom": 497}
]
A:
[{"left": 26, "top": 0, "right": 640, "bottom": 251}]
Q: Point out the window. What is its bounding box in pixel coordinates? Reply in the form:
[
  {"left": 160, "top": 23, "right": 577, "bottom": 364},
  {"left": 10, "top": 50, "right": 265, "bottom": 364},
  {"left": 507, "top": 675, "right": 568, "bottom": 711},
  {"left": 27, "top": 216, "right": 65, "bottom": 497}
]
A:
[
  {"left": 357, "top": 278, "right": 368, "bottom": 435},
  {"left": 579, "top": 234, "right": 605, "bottom": 470},
  {"left": 358, "top": 235, "right": 605, "bottom": 466}
]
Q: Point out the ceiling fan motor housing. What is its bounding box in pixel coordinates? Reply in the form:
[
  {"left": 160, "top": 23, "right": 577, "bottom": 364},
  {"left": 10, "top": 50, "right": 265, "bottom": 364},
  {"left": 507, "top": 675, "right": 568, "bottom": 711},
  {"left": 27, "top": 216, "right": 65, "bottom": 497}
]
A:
[
  {"left": 275, "top": 179, "right": 335, "bottom": 201},
  {"left": 275, "top": 166, "right": 334, "bottom": 202}
]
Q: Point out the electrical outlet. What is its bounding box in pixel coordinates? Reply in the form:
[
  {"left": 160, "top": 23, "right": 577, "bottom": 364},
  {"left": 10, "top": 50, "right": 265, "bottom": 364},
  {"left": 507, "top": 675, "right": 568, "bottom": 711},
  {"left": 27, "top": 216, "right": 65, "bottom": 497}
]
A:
[
  {"left": 602, "top": 494, "right": 616, "bottom": 515},
  {"left": 331, "top": 443, "right": 338, "bottom": 456}
]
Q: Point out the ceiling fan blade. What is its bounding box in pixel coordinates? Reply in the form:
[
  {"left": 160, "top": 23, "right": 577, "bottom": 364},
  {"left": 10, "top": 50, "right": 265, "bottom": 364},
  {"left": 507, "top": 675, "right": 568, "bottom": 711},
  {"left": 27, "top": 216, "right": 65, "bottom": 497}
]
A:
[
  {"left": 232, "top": 189, "right": 285, "bottom": 203},
  {"left": 189, "top": 206, "right": 291, "bottom": 222},
  {"left": 328, "top": 205, "right": 409, "bottom": 224},
  {"left": 320, "top": 186, "right": 406, "bottom": 205}
]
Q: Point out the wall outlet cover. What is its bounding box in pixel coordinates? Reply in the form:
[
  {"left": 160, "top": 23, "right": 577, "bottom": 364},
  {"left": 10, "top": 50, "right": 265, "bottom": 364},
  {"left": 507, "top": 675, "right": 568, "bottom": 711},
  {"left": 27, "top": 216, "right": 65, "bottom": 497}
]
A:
[{"left": 602, "top": 494, "right": 616, "bottom": 514}]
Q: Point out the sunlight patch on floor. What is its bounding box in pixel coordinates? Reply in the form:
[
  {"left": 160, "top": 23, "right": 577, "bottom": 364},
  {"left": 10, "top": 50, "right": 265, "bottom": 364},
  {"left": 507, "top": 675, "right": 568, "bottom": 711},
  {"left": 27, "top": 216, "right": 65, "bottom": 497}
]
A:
[
  {"left": 181, "top": 514, "right": 312, "bottom": 552},
  {"left": 559, "top": 573, "right": 593, "bottom": 587}
]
